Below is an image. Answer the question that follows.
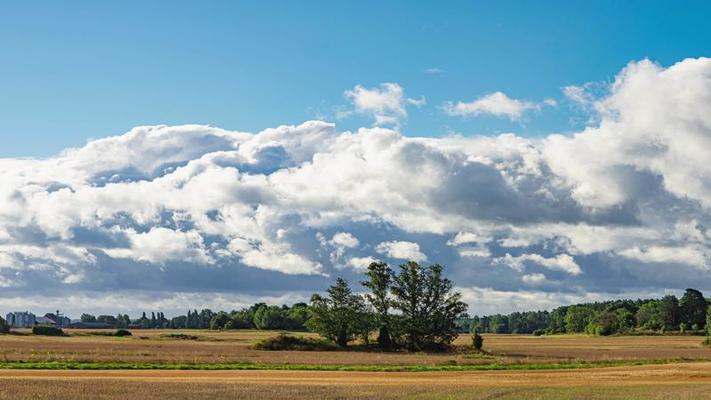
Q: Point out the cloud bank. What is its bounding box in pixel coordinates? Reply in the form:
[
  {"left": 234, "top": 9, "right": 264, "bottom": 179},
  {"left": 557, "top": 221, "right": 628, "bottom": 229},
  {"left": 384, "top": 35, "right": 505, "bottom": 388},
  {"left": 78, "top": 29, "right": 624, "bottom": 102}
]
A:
[{"left": 1, "top": 58, "right": 711, "bottom": 316}]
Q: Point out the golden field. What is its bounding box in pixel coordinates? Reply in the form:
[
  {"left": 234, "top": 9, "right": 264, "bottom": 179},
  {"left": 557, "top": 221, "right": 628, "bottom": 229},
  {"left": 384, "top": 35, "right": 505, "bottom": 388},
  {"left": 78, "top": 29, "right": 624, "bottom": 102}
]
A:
[
  {"left": 2, "top": 329, "right": 711, "bottom": 365},
  {"left": 3, "top": 330, "right": 711, "bottom": 399},
  {"left": 3, "top": 363, "right": 711, "bottom": 399}
]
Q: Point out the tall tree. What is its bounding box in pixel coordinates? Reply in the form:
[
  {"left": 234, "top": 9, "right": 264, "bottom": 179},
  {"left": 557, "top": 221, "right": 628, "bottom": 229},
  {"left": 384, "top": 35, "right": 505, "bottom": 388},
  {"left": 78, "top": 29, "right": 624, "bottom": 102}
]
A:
[
  {"left": 680, "top": 288, "right": 707, "bottom": 329},
  {"left": 390, "top": 262, "right": 468, "bottom": 351},
  {"left": 306, "top": 278, "right": 374, "bottom": 347},
  {"left": 361, "top": 261, "right": 394, "bottom": 350},
  {"left": 80, "top": 314, "right": 96, "bottom": 323}
]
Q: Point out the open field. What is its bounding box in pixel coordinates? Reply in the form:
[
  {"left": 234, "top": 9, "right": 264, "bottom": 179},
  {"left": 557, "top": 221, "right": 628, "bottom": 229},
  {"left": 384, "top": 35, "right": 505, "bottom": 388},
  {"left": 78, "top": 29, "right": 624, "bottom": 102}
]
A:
[
  {"left": 4, "top": 331, "right": 711, "bottom": 398},
  {"left": 3, "top": 329, "right": 711, "bottom": 366},
  {"left": 3, "top": 363, "right": 711, "bottom": 399}
]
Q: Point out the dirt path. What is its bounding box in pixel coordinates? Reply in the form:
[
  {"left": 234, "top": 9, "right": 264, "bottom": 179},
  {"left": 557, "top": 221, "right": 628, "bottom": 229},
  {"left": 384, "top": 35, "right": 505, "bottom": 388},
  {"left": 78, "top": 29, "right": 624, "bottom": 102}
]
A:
[{"left": 3, "top": 362, "right": 711, "bottom": 387}]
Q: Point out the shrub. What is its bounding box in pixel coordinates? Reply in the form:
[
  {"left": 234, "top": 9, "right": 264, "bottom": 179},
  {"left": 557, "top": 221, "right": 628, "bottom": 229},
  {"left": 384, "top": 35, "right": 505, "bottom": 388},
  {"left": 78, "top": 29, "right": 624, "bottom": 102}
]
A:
[
  {"left": 472, "top": 330, "right": 484, "bottom": 351},
  {"left": 160, "top": 333, "right": 199, "bottom": 340},
  {"left": 254, "top": 334, "right": 338, "bottom": 351},
  {"left": 114, "top": 329, "right": 132, "bottom": 337},
  {"left": 532, "top": 329, "right": 545, "bottom": 336},
  {"left": 32, "top": 325, "right": 65, "bottom": 336}
]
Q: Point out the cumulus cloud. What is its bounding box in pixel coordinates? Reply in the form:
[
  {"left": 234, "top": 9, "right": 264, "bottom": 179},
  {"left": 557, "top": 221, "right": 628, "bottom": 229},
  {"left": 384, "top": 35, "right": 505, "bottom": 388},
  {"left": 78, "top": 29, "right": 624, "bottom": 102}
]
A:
[
  {"left": 375, "top": 241, "right": 427, "bottom": 262},
  {"left": 343, "top": 83, "right": 425, "bottom": 127},
  {"left": 1, "top": 57, "right": 711, "bottom": 315},
  {"left": 496, "top": 253, "right": 582, "bottom": 276},
  {"left": 443, "top": 91, "right": 556, "bottom": 121}
]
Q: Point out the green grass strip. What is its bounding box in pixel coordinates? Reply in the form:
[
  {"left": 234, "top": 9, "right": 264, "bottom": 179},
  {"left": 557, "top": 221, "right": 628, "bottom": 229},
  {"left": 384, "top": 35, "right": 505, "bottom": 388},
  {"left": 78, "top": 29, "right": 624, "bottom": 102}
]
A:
[{"left": 0, "top": 358, "right": 706, "bottom": 372}]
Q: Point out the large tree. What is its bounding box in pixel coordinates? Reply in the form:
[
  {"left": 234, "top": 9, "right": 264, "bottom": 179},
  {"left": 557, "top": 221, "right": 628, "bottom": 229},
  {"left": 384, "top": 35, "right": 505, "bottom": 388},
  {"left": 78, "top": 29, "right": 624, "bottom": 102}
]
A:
[
  {"left": 306, "top": 278, "right": 374, "bottom": 347},
  {"left": 680, "top": 288, "right": 707, "bottom": 329},
  {"left": 390, "top": 262, "right": 468, "bottom": 351},
  {"left": 361, "top": 261, "right": 394, "bottom": 350}
]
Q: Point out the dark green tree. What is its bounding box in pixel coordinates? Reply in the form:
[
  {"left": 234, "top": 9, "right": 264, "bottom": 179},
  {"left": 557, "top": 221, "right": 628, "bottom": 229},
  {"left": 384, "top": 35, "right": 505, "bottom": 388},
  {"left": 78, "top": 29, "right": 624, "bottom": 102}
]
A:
[
  {"left": 471, "top": 329, "right": 483, "bottom": 351},
  {"left": 564, "top": 305, "right": 594, "bottom": 333},
  {"left": 80, "top": 313, "right": 96, "bottom": 323},
  {"left": 390, "top": 262, "right": 468, "bottom": 351},
  {"left": 209, "top": 312, "right": 231, "bottom": 330},
  {"left": 361, "top": 261, "right": 394, "bottom": 350},
  {"left": 306, "top": 278, "right": 373, "bottom": 347},
  {"left": 253, "top": 305, "right": 289, "bottom": 330},
  {"left": 680, "top": 289, "right": 707, "bottom": 329}
]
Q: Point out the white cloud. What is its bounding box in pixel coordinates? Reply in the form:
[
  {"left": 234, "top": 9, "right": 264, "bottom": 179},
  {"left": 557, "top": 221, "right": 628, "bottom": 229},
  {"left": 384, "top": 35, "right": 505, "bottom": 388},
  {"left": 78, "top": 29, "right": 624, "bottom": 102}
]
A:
[
  {"left": 496, "top": 253, "right": 582, "bottom": 276},
  {"left": 375, "top": 241, "right": 427, "bottom": 262},
  {"left": 330, "top": 232, "right": 359, "bottom": 248},
  {"left": 347, "top": 256, "right": 379, "bottom": 272},
  {"left": 522, "top": 273, "right": 547, "bottom": 285},
  {"left": 0, "top": 58, "right": 711, "bottom": 310},
  {"left": 618, "top": 246, "right": 708, "bottom": 269},
  {"left": 343, "top": 83, "right": 424, "bottom": 127},
  {"left": 443, "top": 91, "right": 556, "bottom": 121},
  {"left": 104, "top": 227, "right": 212, "bottom": 265}
]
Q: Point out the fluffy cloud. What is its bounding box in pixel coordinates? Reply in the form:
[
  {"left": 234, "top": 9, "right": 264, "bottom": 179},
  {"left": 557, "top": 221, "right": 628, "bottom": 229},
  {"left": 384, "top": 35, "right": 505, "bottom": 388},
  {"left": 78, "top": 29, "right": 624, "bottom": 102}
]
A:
[
  {"left": 1, "top": 57, "right": 711, "bottom": 315},
  {"left": 443, "top": 92, "right": 556, "bottom": 120},
  {"left": 496, "top": 253, "right": 582, "bottom": 276},
  {"left": 343, "top": 83, "right": 425, "bottom": 127},
  {"left": 375, "top": 241, "right": 427, "bottom": 262}
]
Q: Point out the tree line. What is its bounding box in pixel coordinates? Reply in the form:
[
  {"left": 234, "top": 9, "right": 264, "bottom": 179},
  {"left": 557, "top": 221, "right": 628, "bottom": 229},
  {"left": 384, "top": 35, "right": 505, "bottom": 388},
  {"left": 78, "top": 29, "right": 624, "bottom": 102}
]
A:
[
  {"left": 61, "top": 261, "right": 470, "bottom": 351},
  {"left": 470, "top": 288, "right": 709, "bottom": 336},
  {"left": 79, "top": 305, "right": 310, "bottom": 331}
]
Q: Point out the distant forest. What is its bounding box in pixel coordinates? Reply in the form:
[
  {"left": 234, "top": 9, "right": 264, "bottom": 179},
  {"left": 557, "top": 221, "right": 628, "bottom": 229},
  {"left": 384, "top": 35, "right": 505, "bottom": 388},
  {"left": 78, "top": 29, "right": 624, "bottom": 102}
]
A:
[
  {"left": 76, "top": 289, "right": 710, "bottom": 338},
  {"left": 468, "top": 288, "right": 709, "bottom": 336},
  {"left": 4, "top": 265, "right": 710, "bottom": 343}
]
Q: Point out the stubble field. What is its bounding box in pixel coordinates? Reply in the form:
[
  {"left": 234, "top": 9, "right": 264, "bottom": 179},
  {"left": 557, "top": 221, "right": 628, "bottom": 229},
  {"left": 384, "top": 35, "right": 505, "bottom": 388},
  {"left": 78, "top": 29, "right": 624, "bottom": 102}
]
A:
[{"left": 3, "top": 330, "right": 711, "bottom": 399}]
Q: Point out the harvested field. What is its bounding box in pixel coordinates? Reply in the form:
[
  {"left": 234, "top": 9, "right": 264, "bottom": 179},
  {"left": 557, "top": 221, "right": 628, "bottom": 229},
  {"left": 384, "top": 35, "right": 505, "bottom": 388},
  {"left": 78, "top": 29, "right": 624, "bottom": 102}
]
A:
[
  {"left": 3, "top": 362, "right": 711, "bottom": 399},
  {"left": 1, "top": 330, "right": 710, "bottom": 366}
]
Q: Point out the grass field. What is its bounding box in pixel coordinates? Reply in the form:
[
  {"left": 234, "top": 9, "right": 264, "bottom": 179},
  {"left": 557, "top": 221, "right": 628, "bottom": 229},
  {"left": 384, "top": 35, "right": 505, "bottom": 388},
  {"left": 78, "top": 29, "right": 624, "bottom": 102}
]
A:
[{"left": 3, "top": 330, "right": 711, "bottom": 399}]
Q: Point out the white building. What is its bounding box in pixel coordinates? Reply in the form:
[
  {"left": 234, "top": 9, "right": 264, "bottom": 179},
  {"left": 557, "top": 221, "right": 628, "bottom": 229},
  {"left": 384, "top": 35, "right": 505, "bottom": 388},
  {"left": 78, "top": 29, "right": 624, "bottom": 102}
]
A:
[{"left": 6, "top": 311, "right": 36, "bottom": 328}]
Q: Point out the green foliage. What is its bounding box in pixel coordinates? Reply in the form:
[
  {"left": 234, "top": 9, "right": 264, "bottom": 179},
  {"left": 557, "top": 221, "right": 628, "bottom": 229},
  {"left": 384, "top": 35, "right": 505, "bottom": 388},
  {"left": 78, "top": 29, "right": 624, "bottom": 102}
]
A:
[
  {"left": 362, "top": 261, "right": 394, "bottom": 350},
  {"left": 390, "top": 262, "right": 468, "bottom": 351},
  {"left": 306, "top": 278, "right": 375, "bottom": 347},
  {"left": 32, "top": 325, "right": 65, "bottom": 336},
  {"left": 471, "top": 330, "right": 484, "bottom": 351},
  {"left": 0, "top": 316, "right": 9, "bottom": 334},
  {"left": 80, "top": 313, "right": 96, "bottom": 323},
  {"left": 532, "top": 329, "right": 545, "bottom": 336},
  {"left": 253, "top": 306, "right": 289, "bottom": 330},
  {"left": 114, "top": 329, "right": 132, "bottom": 337},
  {"left": 565, "top": 306, "right": 595, "bottom": 333},
  {"left": 253, "top": 333, "right": 338, "bottom": 351},
  {"left": 160, "top": 333, "right": 199, "bottom": 340},
  {"left": 585, "top": 311, "right": 619, "bottom": 336},
  {"left": 680, "top": 288, "right": 707, "bottom": 329},
  {"left": 635, "top": 297, "right": 681, "bottom": 332}
]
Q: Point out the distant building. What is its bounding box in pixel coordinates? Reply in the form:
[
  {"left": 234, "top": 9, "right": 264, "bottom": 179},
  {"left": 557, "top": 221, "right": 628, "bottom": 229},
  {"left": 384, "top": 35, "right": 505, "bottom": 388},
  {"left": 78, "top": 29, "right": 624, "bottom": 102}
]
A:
[
  {"left": 69, "top": 321, "right": 114, "bottom": 329},
  {"left": 6, "top": 311, "right": 36, "bottom": 328},
  {"left": 43, "top": 311, "right": 71, "bottom": 327}
]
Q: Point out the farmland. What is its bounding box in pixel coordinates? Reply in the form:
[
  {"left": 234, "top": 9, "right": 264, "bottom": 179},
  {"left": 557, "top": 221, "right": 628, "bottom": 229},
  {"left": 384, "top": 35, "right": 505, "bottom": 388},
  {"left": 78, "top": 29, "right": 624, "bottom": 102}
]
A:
[{"left": 3, "top": 330, "right": 711, "bottom": 398}]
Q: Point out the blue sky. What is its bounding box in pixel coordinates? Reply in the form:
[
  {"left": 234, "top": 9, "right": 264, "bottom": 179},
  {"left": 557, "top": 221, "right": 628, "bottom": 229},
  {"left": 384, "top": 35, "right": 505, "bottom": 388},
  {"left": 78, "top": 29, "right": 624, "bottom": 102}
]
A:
[
  {"left": 3, "top": 1, "right": 711, "bottom": 157},
  {"left": 1, "top": 2, "right": 711, "bottom": 316}
]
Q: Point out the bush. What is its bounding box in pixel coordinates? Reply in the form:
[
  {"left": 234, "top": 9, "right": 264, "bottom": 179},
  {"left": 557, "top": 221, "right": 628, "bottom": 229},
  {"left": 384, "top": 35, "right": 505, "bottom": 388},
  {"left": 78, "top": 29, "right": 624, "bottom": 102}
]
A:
[
  {"left": 254, "top": 334, "right": 338, "bottom": 351},
  {"left": 33, "top": 325, "right": 65, "bottom": 336},
  {"left": 532, "top": 329, "right": 545, "bottom": 336},
  {"left": 160, "top": 333, "right": 199, "bottom": 340},
  {"left": 471, "top": 330, "right": 484, "bottom": 351},
  {"left": 114, "top": 329, "right": 132, "bottom": 337}
]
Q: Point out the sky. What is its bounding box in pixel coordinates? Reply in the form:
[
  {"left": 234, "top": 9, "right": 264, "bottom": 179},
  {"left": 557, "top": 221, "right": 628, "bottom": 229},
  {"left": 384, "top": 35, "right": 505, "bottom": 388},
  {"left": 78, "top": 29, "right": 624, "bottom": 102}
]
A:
[{"left": 1, "top": 1, "right": 711, "bottom": 317}]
